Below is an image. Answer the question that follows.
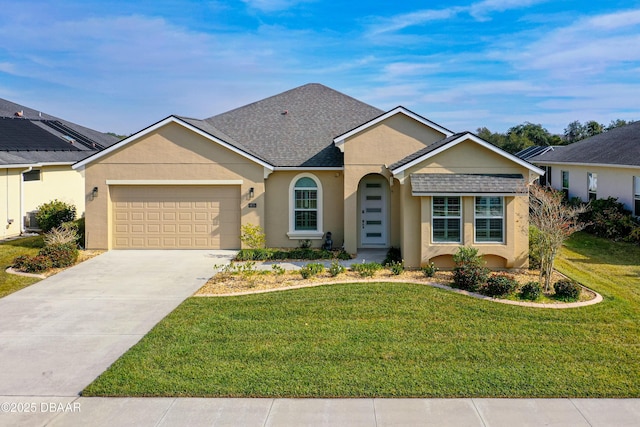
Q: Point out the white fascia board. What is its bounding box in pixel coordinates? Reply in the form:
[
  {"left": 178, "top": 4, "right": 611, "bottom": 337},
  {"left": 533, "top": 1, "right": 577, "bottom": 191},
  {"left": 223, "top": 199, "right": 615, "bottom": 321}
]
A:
[
  {"left": 333, "top": 106, "right": 454, "bottom": 150},
  {"left": 106, "top": 180, "right": 243, "bottom": 186},
  {"left": 391, "top": 133, "right": 546, "bottom": 176},
  {"left": 73, "top": 116, "right": 275, "bottom": 171},
  {"left": 0, "top": 162, "right": 75, "bottom": 169},
  {"left": 412, "top": 192, "right": 527, "bottom": 197},
  {"left": 531, "top": 160, "right": 640, "bottom": 170},
  {"left": 273, "top": 167, "right": 344, "bottom": 171}
]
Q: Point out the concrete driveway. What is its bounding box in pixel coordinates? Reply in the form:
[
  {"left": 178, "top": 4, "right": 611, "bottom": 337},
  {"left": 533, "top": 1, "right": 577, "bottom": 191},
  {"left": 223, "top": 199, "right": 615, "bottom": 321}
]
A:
[{"left": 0, "top": 250, "right": 236, "bottom": 397}]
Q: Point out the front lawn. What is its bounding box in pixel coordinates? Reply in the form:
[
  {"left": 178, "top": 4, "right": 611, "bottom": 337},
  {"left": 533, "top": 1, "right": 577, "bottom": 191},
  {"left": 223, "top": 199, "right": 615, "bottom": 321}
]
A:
[
  {"left": 0, "top": 235, "right": 43, "bottom": 298},
  {"left": 83, "top": 232, "right": 640, "bottom": 397}
]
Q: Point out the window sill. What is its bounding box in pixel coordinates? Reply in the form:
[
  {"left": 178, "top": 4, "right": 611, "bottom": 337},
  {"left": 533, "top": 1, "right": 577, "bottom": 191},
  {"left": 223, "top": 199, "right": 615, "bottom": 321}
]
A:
[{"left": 287, "top": 231, "right": 324, "bottom": 240}]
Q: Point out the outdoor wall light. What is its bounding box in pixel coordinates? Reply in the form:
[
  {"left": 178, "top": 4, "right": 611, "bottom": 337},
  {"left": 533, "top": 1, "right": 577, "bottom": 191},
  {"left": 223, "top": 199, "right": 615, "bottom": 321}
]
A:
[
  {"left": 249, "top": 187, "right": 255, "bottom": 198},
  {"left": 92, "top": 187, "right": 99, "bottom": 199}
]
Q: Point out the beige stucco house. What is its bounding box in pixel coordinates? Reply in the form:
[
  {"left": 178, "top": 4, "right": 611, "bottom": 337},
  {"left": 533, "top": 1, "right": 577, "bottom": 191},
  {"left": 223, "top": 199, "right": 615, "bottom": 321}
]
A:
[
  {"left": 0, "top": 99, "right": 119, "bottom": 239},
  {"left": 74, "top": 84, "right": 543, "bottom": 268},
  {"left": 529, "top": 121, "right": 640, "bottom": 217}
]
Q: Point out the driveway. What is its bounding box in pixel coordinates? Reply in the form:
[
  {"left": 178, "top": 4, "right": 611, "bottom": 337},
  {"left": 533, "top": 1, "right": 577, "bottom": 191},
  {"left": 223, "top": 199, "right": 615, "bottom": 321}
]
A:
[{"left": 0, "top": 250, "right": 236, "bottom": 396}]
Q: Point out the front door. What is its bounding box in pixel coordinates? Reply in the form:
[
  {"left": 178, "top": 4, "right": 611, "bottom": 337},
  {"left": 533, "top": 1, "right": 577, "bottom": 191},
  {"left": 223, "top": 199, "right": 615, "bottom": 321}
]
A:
[{"left": 360, "top": 177, "right": 388, "bottom": 246}]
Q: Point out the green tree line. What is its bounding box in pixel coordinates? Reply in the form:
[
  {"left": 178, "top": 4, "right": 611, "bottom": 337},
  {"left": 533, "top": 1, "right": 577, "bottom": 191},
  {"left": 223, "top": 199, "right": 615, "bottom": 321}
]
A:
[{"left": 477, "top": 119, "right": 636, "bottom": 154}]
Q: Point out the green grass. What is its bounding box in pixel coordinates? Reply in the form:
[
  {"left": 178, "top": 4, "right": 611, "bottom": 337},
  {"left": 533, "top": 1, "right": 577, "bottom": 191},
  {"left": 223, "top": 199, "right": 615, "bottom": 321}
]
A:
[
  {"left": 0, "top": 235, "right": 44, "bottom": 298},
  {"left": 83, "top": 232, "right": 640, "bottom": 398}
]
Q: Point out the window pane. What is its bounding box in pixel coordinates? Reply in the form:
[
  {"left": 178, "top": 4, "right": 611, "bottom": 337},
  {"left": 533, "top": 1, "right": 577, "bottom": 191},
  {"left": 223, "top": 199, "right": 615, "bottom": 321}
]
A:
[
  {"left": 476, "top": 218, "right": 503, "bottom": 242},
  {"left": 588, "top": 173, "right": 597, "bottom": 192},
  {"left": 562, "top": 171, "right": 569, "bottom": 189},
  {"left": 295, "top": 211, "right": 317, "bottom": 230},
  {"left": 295, "top": 190, "right": 317, "bottom": 209},
  {"left": 433, "top": 197, "right": 445, "bottom": 216},
  {"left": 295, "top": 177, "right": 317, "bottom": 188},
  {"left": 433, "top": 218, "right": 460, "bottom": 242},
  {"left": 446, "top": 197, "right": 460, "bottom": 216}
]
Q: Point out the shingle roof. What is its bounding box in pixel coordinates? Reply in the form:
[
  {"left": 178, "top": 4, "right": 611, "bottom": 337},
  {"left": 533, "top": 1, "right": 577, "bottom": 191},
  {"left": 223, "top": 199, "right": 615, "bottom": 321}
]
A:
[
  {"left": 410, "top": 173, "right": 527, "bottom": 194},
  {"left": 529, "top": 121, "right": 640, "bottom": 167},
  {"left": 0, "top": 150, "right": 93, "bottom": 165},
  {"left": 201, "top": 83, "right": 384, "bottom": 167}
]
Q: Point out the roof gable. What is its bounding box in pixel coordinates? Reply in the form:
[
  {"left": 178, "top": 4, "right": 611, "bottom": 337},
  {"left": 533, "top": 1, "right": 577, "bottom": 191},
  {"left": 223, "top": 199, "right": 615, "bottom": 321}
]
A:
[
  {"left": 390, "top": 132, "right": 544, "bottom": 176},
  {"left": 73, "top": 116, "right": 274, "bottom": 170},
  {"left": 333, "top": 106, "right": 453, "bottom": 151},
  {"left": 530, "top": 121, "right": 640, "bottom": 167}
]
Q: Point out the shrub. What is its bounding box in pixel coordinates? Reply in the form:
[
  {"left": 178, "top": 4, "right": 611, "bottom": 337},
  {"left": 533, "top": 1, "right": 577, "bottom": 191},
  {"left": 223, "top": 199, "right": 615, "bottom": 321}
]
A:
[
  {"left": 35, "top": 200, "right": 76, "bottom": 232},
  {"left": 351, "top": 262, "right": 382, "bottom": 277},
  {"left": 388, "top": 260, "right": 404, "bottom": 275},
  {"left": 328, "top": 260, "right": 345, "bottom": 277},
  {"left": 336, "top": 250, "right": 352, "bottom": 260},
  {"left": 452, "top": 247, "right": 488, "bottom": 292},
  {"left": 528, "top": 225, "right": 542, "bottom": 269},
  {"left": 271, "top": 264, "right": 285, "bottom": 275},
  {"left": 13, "top": 254, "right": 51, "bottom": 273},
  {"left": 236, "top": 248, "right": 273, "bottom": 261},
  {"left": 628, "top": 226, "right": 640, "bottom": 245},
  {"left": 298, "top": 239, "right": 312, "bottom": 249},
  {"left": 580, "top": 197, "right": 638, "bottom": 240},
  {"left": 554, "top": 279, "right": 581, "bottom": 301},
  {"left": 240, "top": 224, "right": 266, "bottom": 249},
  {"left": 44, "top": 225, "right": 78, "bottom": 247},
  {"left": 519, "top": 281, "right": 542, "bottom": 301},
  {"left": 300, "top": 262, "right": 324, "bottom": 279},
  {"left": 484, "top": 273, "right": 518, "bottom": 297},
  {"left": 422, "top": 262, "right": 439, "bottom": 278},
  {"left": 38, "top": 243, "right": 78, "bottom": 268},
  {"left": 383, "top": 247, "right": 402, "bottom": 266}
]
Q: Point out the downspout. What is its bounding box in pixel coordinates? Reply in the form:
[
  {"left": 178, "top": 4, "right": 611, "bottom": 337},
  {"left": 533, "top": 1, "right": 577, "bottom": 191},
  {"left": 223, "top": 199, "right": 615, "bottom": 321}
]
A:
[{"left": 20, "top": 167, "right": 32, "bottom": 234}]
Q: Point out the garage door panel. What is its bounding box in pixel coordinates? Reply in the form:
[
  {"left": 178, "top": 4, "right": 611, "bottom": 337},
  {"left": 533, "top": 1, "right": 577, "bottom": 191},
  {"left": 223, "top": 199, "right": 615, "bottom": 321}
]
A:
[{"left": 111, "top": 185, "right": 240, "bottom": 249}]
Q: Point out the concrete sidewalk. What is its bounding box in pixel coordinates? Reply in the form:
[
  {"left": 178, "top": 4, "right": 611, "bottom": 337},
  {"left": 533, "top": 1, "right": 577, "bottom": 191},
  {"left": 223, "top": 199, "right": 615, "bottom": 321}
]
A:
[{"left": 0, "top": 396, "right": 638, "bottom": 426}]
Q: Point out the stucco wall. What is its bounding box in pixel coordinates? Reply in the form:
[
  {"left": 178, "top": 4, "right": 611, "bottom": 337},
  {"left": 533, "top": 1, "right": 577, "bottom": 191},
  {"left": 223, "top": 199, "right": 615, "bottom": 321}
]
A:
[
  {"left": 405, "top": 139, "right": 532, "bottom": 269},
  {"left": 0, "top": 165, "right": 84, "bottom": 239},
  {"left": 536, "top": 163, "right": 640, "bottom": 213},
  {"left": 342, "top": 113, "right": 447, "bottom": 255},
  {"left": 0, "top": 169, "right": 21, "bottom": 238},
  {"left": 264, "top": 170, "right": 344, "bottom": 248},
  {"left": 83, "top": 122, "right": 265, "bottom": 249}
]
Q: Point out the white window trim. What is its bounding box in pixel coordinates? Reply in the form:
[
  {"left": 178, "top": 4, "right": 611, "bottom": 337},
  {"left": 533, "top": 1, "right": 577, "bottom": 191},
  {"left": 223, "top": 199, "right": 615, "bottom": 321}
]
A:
[
  {"left": 474, "top": 196, "right": 505, "bottom": 244},
  {"left": 431, "top": 196, "right": 462, "bottom": 244},
  {"left": 633, "top": 176, "right": 640, "bottom": 217},
  {"left": 588, "top": 172, "right": 597, "bottom": 200},
  {"left": 287, "top": 173, "right": 323, "bottom": 240}
]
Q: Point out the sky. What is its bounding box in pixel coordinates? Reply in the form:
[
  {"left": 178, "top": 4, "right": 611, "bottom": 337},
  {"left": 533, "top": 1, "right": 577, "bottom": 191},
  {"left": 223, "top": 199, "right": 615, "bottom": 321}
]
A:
[{"left": 0, "top": 0, "right": 639, "bottom": 136}]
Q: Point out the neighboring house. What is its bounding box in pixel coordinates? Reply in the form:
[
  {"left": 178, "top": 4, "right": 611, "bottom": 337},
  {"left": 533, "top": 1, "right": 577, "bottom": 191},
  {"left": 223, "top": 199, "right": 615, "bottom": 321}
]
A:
[
  {"left": 0, "top": 98, "right": 120, "bottom": 238},
  {"left": 74, "top": 84, "right": 543, "bottom": 268},
  {"left": 528, "top": 121, "right": 640, "bottom": 215}
]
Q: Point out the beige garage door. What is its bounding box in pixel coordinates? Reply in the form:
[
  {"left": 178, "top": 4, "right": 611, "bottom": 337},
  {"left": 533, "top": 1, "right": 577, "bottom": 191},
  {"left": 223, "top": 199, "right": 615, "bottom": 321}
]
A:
[{"left": 111, "top": 185, "right": 240, "bottom": 249}]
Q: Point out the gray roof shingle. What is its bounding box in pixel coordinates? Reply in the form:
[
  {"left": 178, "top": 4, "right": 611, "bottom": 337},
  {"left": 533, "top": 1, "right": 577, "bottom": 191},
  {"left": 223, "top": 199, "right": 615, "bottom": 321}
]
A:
[
  {"left": 411, "top": 173, "right": 527, "bottom": 194},
  {"left": 201, "top": 83, "right": 384, "bottom": 167},
  {"left": 529, "top": 121, "right": 640, "bottom": 167}
]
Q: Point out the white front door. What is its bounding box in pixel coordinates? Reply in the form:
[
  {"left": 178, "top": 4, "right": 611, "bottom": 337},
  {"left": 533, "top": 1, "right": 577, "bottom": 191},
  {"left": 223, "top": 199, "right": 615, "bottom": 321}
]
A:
[{"left": 360, "top": 177, "right": 388, "bottom": 246}]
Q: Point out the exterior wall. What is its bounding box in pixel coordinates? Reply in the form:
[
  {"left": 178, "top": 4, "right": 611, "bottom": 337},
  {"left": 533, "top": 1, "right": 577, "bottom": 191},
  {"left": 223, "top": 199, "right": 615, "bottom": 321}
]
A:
[
  {"left": 0, "top": 169, "right": 22, "bottom": 238},
  {"left": 536, "top": 163, "right": 640, "bottom": 212},
  {"left": 342, "top": 114, "right": 447, "bottom": 255},
  {"left": 24, "top": 165, "right": 86, "bottom": 219},
  {"left": 0, "top": 165, "right": 84, "bottom": 239},
  {"left": 264, "top": 170, "right": 344, "bottom": 248},
  {"left": 405, "top": 140, "right": 532, "bottom": 269},
  {"left": 419, "top": 195, "right": 529, "bottom": 269},
  {"left": 83, "top": 122, "right": 265, "bottom": 249}
]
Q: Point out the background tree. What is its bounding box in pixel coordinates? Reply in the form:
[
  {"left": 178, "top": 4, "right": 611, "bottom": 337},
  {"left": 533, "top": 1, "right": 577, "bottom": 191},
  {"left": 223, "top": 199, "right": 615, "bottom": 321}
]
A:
[{"left": 529, "top": 185, "right": 588, "bottom": 291}]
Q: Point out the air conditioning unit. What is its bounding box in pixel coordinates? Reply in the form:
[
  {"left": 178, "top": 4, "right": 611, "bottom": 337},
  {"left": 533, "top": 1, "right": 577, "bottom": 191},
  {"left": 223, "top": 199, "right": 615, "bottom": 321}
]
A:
[{"left": 24, "top": 211, "right": 40, "bottom": 230}]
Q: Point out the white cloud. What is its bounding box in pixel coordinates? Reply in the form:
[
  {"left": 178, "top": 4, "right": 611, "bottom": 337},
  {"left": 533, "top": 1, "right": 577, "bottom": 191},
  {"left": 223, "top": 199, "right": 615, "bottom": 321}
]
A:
[{"left": 241, "top": 0, "right": 313, "bottom": 12}]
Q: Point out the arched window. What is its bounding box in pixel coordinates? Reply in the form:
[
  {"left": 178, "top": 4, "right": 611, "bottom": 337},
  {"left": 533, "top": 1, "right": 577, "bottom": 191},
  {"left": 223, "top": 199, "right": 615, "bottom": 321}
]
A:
[{"left": 288, "top": 174, "right": 323, "bottom": 239}]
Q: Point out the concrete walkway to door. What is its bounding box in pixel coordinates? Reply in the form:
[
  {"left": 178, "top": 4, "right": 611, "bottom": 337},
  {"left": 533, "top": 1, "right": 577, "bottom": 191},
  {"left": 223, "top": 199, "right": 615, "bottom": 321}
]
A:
[{"left": 0, "top": 250, "right": 236, "bottom": 397}]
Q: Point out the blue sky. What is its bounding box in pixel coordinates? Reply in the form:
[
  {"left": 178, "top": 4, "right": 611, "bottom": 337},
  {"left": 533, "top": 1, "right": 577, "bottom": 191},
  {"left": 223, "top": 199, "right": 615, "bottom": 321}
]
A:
[{"left": 1, "top": 0, "right": 639, "bottom": 136}]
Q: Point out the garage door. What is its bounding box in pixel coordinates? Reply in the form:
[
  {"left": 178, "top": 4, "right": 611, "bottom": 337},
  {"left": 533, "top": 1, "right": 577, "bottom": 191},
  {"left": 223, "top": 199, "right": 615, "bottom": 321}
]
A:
[{"left": 111, "top": 186, "right": 240, "bottom": 249}]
